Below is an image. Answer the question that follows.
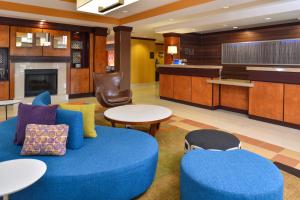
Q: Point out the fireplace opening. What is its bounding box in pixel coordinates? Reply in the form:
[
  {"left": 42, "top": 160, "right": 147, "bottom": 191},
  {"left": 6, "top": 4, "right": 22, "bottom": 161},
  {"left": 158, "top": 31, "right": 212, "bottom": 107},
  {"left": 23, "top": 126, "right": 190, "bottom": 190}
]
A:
[{"left": 25, "top": 69, "right": 58, "bottom": 97}]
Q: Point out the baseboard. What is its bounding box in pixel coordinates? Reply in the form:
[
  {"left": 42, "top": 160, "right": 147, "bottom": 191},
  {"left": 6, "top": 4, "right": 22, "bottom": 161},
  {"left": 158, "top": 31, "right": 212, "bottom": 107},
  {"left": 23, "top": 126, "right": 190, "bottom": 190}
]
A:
[
  {"left": 160, "top": 96, "right": 218, "bottom": 110},
  {"left": 219, "top": 106, "right": 248, "bottom": 115},
  {"left": 69, "top": 93, "right": 95, "bottom": 99},
  {"left": 274, "top": 162, "right": 300, "bottom": 178}
]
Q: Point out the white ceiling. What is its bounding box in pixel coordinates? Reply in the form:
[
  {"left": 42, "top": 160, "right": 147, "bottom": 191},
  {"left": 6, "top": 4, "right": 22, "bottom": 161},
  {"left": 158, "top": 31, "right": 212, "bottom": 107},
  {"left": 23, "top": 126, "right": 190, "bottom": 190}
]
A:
[{"left": 0, "top": 0, "right": 300, "bottom": 43}]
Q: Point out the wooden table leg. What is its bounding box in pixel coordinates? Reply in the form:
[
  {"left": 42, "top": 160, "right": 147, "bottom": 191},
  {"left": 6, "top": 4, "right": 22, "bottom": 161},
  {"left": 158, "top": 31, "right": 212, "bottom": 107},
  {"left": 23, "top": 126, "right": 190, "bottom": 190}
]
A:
[
  {"left": 156, "top": 123, "right": 160, "bottom": 130},
  {"left": 150, "top": 123, "right": 158, "bottom": 137},
  {"left": 5, "top": 105, "right": 8, "bottom": 120},
  {"left": 111, "top": 122, "right": 116, "bottom": 127}
]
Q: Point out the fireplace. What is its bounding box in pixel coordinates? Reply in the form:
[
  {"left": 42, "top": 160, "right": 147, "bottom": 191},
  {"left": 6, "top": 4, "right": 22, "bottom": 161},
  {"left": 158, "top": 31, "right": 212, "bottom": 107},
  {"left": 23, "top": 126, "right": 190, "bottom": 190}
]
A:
[{"left": 25, "top": 69, "right": 58, "bottom": 97}]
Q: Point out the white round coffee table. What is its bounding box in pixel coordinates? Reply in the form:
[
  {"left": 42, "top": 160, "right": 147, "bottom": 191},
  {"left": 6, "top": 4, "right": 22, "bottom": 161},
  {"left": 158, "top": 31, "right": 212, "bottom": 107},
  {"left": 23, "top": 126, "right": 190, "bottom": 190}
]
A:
[
  {"left": 0, "top": 100, "right": 21, "bottom": 120},
  {"left": 104, "top": 104, "right": 172, "bottom": 136},
  {"left": 0, "top": 159, "right": 47, "bottom": 200}
]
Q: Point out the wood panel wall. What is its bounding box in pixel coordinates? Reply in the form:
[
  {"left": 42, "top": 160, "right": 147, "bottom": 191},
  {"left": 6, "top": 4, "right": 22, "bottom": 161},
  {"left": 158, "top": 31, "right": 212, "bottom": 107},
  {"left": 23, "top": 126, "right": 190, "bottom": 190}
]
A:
[
  {"left": 179, "top": 22, "right": 300, "bottom": 79},
  {"left": 163, "top": 34, "right": 180, "bottom": 64},
  {"left": 94, "top": 35, "right": 107, "bottom": 73},
  {"left": 0, "top": 25, "right": 9, "bottom": 47}
]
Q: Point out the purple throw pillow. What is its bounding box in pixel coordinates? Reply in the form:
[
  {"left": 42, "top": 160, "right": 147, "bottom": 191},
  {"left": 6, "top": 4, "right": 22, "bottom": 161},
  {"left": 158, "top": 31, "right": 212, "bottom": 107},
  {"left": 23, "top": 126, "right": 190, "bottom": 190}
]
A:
[
  {"left": 21, "top": 124, "right": 69, "bottom": 156},
  {"left": 14, "top": 103, "right": 58, "bottom": 145}
]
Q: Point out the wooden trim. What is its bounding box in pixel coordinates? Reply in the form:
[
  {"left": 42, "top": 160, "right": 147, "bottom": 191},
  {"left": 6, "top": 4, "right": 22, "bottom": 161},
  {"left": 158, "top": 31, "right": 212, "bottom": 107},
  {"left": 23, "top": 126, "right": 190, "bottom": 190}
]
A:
[
  {"left": 0, "top": 1, "right": 118, "bottom": 25},
  {"left": 163, "top": 33, "right": 181, "bottom": 37},
  {"left": 249, "top": 71, "right": 300, "bottom": 84},
  {"left": 155, "top": 43, "right": 164, "bottom": 45},
  {"left": 219, "top": 106, "right": 248, "bottom": 114},
  {"left": 0, "top": 16, "right": 99, "bottom": 33},
  {"left": 131, "top": 37, "right": 156, "bottom": 41},
  {"left": 158, "top": 67, "right": 220, "bottom": 77},
  {"left": 160, "top": 96, "right": 219, "bottom": 110},
  {"left": 10, "top": 56, "right": 71, "bottom": 63},
  {"left": 113, "top": 26, "right": 133, "bottom": 32},
  {"left": 248, "top": 114, "right": 284, "bottom": 126},
  {"left": 93, "top": 27, "right": 108, "bottom": 36},
  {"left": 69, "top": 93, "right": 94, "bottom": 99},
  {"left": 9, "top": 62, "right": 14, "bottom": 99},
  {"left": 120, "top": 0, "right": 213, "bottom": 24}
]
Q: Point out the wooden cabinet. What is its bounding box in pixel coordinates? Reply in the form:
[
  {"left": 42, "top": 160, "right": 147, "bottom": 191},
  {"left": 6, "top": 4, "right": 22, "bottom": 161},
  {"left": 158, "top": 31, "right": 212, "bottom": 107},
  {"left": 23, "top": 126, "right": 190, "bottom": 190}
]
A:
[
  {"left": 284, "top": 84, "right": 300, "bottom": 125},
  {"left": 159, "top": 74, "right": 173, "bottom": 98},
  {"left": 191, "top": 77, "right": 214, "bottom": 106},
  {"left": 70, "top": 68, "right": 90, "bottom": 94},
  {"left": 0, "top": 25, "right": 9, "bottom": 47},
  {"left": 0, "top": 81, "right": 9, "bottom": 100},
  {"left": 173, "top": 75, "right": 191, "bottom": 102},
  {"left": 43, "top": 29, "right": 71, "bottom": 57},
  {"left": 221, "top": 85, "right": 249, "bottom": 111},
  {"left": 10, "top": 26, "right": 43, "bottom": 56},
  {"left": 249, "top": 81, "right": 284, "bottom": 121}
]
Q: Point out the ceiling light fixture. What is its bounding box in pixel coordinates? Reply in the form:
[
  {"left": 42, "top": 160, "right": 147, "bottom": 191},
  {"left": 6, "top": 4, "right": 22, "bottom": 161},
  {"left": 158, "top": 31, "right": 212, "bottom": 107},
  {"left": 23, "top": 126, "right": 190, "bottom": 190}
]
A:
[
  {"left": 233, "top": 26, "right": 239, "bottom": 29},
  {"left": 265, "top": 17, "right": 272, "bottom": 20},
  {"left": 223, "top": 24, "right": 228, "bottom": 27},
  {"left": 223, "top": 6, "right": 230, "bottom": 9},
  {"left": 77, "top": 0, "right": 138, "bottom": 15},
  {"left": 122, "top": 10, "right": 128, "bottom": 13},
  {"left": 169, "top": 18, "right": 174, "bottom": 21}
]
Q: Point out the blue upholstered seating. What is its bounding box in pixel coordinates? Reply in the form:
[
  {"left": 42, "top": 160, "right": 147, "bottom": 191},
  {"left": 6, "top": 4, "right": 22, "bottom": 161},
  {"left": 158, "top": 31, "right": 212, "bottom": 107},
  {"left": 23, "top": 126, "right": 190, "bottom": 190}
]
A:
[
  {"left": 181, "top": 150, "right": 283, "bottom": 200},
  {"left": 31, "top": 91, "right": 51, "bottom": 106},
  {"left": 0, "top": 118, "right": 158, "bottom": 200}
]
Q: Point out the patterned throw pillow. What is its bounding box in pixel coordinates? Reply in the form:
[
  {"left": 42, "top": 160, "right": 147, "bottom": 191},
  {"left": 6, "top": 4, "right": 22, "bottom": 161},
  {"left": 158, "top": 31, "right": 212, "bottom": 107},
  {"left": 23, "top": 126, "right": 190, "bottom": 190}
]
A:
[{"left": 21, "top": 124, "right": 69, "bottom": 156}]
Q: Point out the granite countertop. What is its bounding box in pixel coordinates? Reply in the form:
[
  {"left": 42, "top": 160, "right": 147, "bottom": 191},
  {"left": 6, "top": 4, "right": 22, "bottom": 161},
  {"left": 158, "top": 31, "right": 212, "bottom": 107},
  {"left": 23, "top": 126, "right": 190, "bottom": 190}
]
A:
[
  {"left": 158, "top": 64, "right": 223, "bottom": 69},
  {"left": 246, "top": 66, "right": 300, "bottom": 73}
]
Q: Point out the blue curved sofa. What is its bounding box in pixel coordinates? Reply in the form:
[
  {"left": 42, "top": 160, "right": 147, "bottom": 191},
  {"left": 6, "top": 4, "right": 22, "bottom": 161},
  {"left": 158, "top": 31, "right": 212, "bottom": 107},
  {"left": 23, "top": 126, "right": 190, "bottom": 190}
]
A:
[{"left": 0, "top": 117, "right": 158, "bottom": 200}]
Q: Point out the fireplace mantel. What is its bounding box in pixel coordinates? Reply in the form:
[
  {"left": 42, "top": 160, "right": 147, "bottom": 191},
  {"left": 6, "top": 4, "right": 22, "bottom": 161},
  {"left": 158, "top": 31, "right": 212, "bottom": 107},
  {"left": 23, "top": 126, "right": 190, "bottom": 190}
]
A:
[{"left": 10, "top": 56, "right": 71, "bottom": 63}]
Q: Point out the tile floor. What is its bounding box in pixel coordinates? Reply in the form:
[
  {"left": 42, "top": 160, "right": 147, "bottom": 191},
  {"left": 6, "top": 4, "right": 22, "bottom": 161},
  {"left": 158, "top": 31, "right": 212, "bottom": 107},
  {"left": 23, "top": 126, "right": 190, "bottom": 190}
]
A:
[{"left": 1, "top": 82, "right": 300, "bottom": 152}]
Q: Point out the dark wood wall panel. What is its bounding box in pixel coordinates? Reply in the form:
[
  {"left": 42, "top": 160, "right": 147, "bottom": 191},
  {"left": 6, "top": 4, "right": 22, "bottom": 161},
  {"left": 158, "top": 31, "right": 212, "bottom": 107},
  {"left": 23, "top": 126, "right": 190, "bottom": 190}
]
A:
[{"left": 180, "top": 22, "right": 300, "bottom": 79}]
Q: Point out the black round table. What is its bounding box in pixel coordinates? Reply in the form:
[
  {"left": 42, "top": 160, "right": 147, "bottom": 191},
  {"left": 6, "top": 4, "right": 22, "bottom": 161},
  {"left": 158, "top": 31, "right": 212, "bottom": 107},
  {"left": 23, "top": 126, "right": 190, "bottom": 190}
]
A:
[{"left": 185, "top": 129, "right": 241, "bottom": 152}]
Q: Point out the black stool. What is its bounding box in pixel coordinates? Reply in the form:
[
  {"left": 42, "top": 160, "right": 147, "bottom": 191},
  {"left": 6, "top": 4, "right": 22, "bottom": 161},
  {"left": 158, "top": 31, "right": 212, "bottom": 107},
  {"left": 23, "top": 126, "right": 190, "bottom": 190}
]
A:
[{"left": 185, "top": 129, "right": 241, "bottom": 152}]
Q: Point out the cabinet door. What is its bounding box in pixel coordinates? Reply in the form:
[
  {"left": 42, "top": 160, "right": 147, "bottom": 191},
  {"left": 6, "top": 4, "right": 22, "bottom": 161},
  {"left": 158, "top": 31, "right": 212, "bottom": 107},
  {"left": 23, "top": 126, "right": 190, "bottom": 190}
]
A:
[
  {"left": 221, "top": 85, "right": 249, "bottom": 111},
  {"left": 70, "top": 68, "right": 90, "bottom": 94},
  {"left": 173, "top": 75, "right": 191, "bottom": 102},
  {"left": 0, "top": 25, "right": 9, "bottom": 47},
  {"left": 159, "top": 74, "right": 173, "bottom": 98},
  {"left": 284, "top": 84, "right": 300, "bottom": 125},
  {"left": 249, "top": 81, "right": 284, "bottom": 121},
  {"left": 191, "top": 77, "right": 213, "bottom": 106},
  {"left": 0, "top": 81, "right": 9, "bottom": 100}
]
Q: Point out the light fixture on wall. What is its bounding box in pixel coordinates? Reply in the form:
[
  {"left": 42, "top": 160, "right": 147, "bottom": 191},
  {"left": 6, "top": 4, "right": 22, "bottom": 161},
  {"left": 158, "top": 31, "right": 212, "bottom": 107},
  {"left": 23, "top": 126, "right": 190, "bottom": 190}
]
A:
[
  {"left": 167, "top": 46, "right": 178, "bottom": 63},
  {"left": 77, "top": 0, "right": 139, "bottom": 15}
]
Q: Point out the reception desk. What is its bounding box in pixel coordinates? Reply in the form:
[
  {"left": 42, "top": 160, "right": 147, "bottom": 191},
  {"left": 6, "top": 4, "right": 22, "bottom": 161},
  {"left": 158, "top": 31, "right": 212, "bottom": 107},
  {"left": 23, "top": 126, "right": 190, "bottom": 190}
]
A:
[{"left": 158, "top": 64, "right": 300, "bottom": 129}]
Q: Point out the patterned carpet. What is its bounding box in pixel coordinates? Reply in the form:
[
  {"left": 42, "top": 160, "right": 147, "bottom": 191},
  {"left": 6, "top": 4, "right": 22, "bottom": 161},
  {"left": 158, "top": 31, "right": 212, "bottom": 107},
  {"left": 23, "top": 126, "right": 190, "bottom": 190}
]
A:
[{"left": 95, "top": 110, "right": 300, "bottom": 200}]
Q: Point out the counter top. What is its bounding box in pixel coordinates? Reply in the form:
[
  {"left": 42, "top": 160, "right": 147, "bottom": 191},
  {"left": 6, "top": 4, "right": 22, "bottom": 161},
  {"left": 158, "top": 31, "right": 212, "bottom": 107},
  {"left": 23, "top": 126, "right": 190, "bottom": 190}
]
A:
[
  {"left": 246, "top": 66, "right": 300, "bottom": 73},
  {"left": 158, "top": 64, "right": 223, "bottom": 69},
  {"left": 207, "top": 79, "right": 254, "bottom": 87}
]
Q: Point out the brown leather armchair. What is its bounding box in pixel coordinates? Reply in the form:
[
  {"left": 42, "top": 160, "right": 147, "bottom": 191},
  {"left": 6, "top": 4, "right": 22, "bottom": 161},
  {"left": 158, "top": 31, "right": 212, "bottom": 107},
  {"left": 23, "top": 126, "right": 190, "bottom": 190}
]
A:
[{"left": 93, "top": 72, "right": 132, "bottom": 107}]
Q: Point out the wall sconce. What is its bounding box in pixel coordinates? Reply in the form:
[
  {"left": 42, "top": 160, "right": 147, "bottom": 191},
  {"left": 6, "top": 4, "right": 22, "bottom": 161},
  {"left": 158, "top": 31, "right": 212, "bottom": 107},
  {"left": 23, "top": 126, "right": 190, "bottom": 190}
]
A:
[{"left": 167, "top": 46, "right": 178, "bottom": 62}]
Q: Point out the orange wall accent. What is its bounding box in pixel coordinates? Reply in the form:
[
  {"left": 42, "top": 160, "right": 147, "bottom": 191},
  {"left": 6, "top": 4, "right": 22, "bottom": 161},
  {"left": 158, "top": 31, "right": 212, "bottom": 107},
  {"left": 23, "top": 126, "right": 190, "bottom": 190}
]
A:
[
  {"left": 0, "top": 1, "right": 118, "bottom": 25},
  {"left": 164, "top": 36, "right": 180, "bottom": 64},
  {"left": 120, "top": 0, "right": 213, "bottom": 24}
]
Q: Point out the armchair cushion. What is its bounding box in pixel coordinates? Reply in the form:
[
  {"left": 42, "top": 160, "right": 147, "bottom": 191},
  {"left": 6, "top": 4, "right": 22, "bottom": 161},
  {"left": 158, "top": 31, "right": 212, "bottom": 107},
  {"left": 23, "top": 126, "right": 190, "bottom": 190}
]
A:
[{"left": 107, "top": 96, "right": 131, "bottom": 103}]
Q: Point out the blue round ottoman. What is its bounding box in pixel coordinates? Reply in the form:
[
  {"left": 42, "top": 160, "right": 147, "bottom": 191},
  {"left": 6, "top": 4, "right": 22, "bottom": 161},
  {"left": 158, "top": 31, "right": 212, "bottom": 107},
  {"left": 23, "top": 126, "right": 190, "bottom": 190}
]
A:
[
  {"left": 181, "top": 150, "right": 283, "bottom": 200},
  {"left": 0, "top": 118, "right": 158, "bottom": 200}
]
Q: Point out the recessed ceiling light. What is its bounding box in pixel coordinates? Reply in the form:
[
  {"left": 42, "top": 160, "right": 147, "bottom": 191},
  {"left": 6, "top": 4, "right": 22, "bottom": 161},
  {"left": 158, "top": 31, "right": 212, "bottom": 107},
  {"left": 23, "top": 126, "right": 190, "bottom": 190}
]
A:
[
  {"left": 223, "top": 24, "right": 228, "bottom": 27},
  {"left": 40, "top": 19, "right": 46, "bottom": 22},
  {"left": 223, "top": 6, "right": 230, "bottom": 9},
  {"left": 265, "top": 17, "right": 272, "bottom": 20},
  {"left": 122, "top": 10, "right": 128, "bottom": 13},
  {"left": 233, "top": 26, "right": 239, "bottom": 29}
]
